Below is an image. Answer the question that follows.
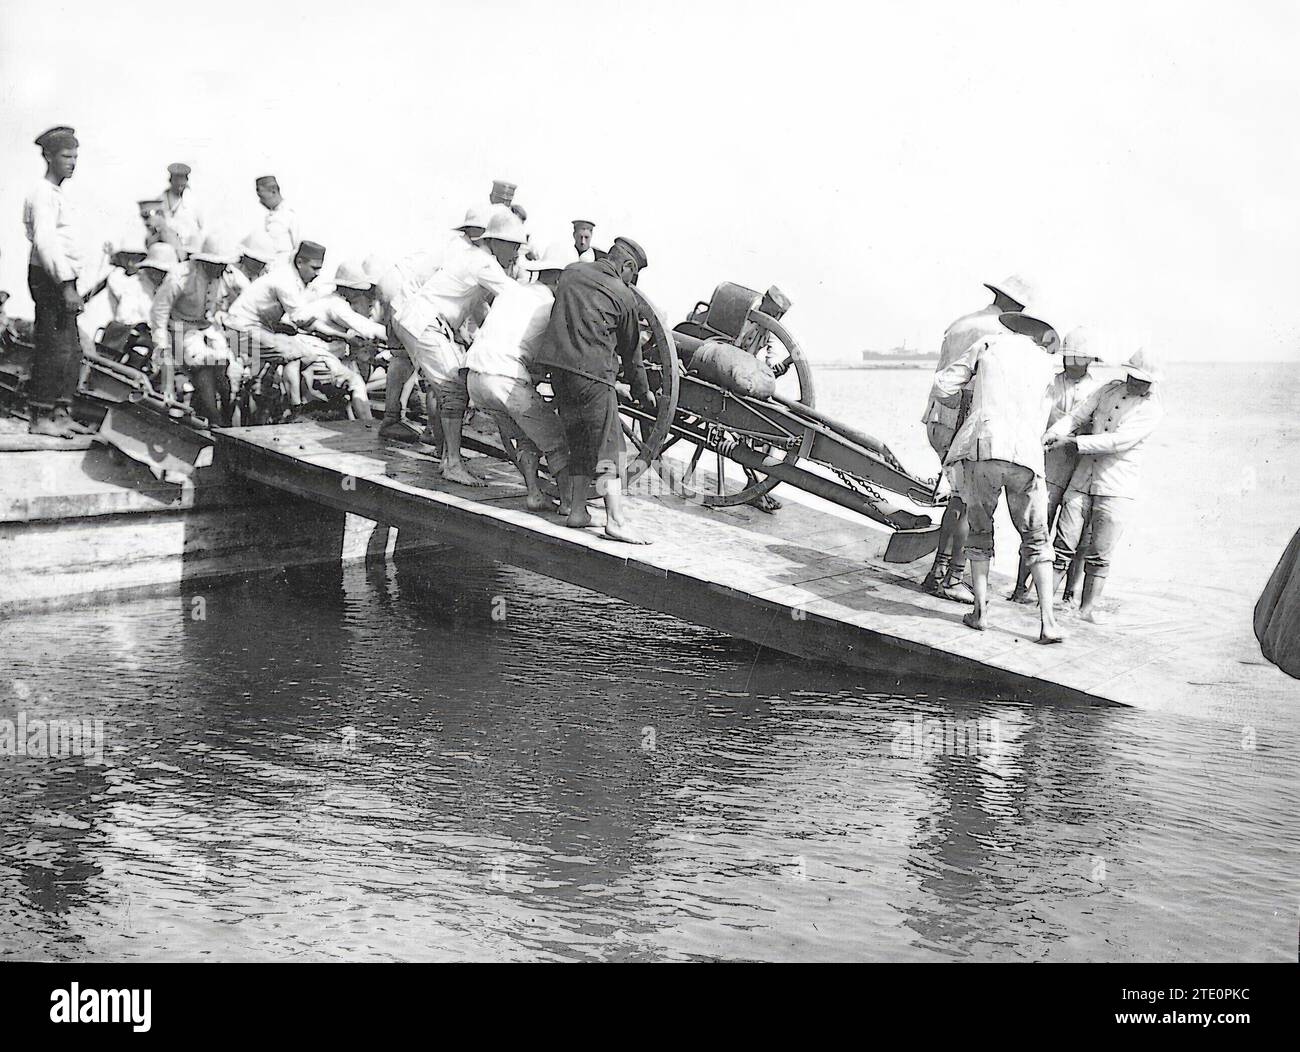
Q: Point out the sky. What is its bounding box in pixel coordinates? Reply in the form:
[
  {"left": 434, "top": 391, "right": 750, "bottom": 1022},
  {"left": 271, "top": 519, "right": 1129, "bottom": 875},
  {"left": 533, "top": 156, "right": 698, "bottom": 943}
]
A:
[{"left": 2, "top": 0, "right": 1298, "bottom": 361}]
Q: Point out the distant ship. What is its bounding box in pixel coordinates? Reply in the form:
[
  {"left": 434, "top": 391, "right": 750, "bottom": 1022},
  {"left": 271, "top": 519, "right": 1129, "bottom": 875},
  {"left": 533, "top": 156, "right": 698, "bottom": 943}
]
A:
[{"left": 860, "top": 340, "right": 937, "bottom": 362}]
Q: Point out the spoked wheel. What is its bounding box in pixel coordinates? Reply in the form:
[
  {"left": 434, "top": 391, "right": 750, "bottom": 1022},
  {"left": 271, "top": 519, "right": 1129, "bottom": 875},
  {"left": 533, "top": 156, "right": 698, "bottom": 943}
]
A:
[
  {"left": 662, "top": 309, "right": 815, "bottom": 507},
  {"left": 615, "top": 286, "right": 680, "bottom": 490}
]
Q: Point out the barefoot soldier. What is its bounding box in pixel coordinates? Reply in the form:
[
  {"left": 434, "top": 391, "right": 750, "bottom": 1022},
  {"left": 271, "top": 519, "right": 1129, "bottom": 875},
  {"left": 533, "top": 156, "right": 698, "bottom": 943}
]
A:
[
  {"left": 921, "top": 274, "right": 1035, "bottom": 603},
  {"left": 1044, "top": 347, "right": 1165, "bottom": 623},
  {"left": 929, "top": 299, "right": 1066, "bottom": 643},
  {"left": 466, "top": 243, "right": 572, "bottom": 512},
  {"left": 23, "top": 126, "right": 93, "bottom": 439},
  {"left": 535, "top": 236, "right": 654, "bottom": 544}
]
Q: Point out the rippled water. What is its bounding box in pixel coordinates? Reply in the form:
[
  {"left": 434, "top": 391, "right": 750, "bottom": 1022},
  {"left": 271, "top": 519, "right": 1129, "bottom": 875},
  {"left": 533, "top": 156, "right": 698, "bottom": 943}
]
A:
[
  {"left": 1, "top": 549, "right": 1297, "bottom": 962},
  {"left": 2, "top": 362, "right": 1298, "bottom": 961}
]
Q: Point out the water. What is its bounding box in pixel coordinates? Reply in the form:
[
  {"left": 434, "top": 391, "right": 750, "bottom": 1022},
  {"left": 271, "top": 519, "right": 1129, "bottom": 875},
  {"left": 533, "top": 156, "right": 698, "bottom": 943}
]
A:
[{"left": 1, "top": 363, "right": 1298, "bottom": 961}]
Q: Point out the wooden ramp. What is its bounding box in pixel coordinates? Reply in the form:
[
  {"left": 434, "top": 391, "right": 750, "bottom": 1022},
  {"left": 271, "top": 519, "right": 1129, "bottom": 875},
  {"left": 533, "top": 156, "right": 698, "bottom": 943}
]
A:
[{"left": 214, "top": 420, "right": 1296, "bottom": 716}]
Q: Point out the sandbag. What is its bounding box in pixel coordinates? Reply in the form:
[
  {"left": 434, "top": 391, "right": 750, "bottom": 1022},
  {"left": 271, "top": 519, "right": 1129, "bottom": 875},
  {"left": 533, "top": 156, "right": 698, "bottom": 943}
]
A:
[
  {"left": 687, "top": 338, "right": 776, "bottom": 399},
  {"left": 1254, "top": 525, "right": 1300, "bottom": 680}
]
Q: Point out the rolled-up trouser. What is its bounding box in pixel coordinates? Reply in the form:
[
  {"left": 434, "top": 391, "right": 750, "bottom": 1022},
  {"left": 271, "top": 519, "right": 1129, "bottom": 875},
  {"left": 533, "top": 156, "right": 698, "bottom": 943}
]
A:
[
  {"left": 961, "top": 458, "right": 1051, "bottom": 565},
  {"left": 27, "top": 264, "right": 83, "bottom": 409},
  {"left": 467, "top": 370, "right": 570, "bottom": 474},
  {"left": 549, "top": 369, "right": 622, "bottom": 479},
  {"left": 1053, "top": 489, "right": 1128, "bottom": 578},
  {"left": 392, "top": 315, "right": 467, "bottom": 418}
]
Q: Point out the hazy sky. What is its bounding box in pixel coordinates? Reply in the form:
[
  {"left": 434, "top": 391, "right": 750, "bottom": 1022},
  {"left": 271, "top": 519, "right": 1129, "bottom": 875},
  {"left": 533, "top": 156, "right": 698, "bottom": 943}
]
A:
[{"left": 2, "top": 0, "right": 1297, "bottom": 361}]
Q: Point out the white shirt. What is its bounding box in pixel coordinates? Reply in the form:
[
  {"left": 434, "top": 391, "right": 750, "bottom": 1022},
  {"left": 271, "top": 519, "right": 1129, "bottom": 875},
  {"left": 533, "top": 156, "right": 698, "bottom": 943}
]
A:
[
  {"left": 291, "top": 293, "right": 386, "bottom": 342},
  {"left": 226, "top": 261, "right": 314, "bottom": 332},
  {"left": 1043, "top": 370, "right": 1104, "bottom": 487},
  {"left": 263, "top": 201, "right": 301, "bottom": 260},
  {"left": 1046, "top": 379, "right": 1165, "bottom": 499},
  {"left": 923, "top": 304, "right": 1005, "bottom": 427},
  {"left": 150, "top": 262, "right": 225, "bottom": 350},
  {"left": 467, "top": 283, "right": 555, "bottom": 381},
  {"left": 397, "top": 236, "right": 515, "bottom": 336},
  {"left": 930, "top": 332, "right": 1057, "bottom": 477},
  {"left": 161, "top": 188, "right": 203, "bottom": 251},
  {"left": 376, "top": 250, "right": 442, "bottom": 323},
  {"left": 24, "top": 178, "right": 82, "bottom": 283},
  {"left": 106, "top": 270, "right": 153, "bottom": 326}
]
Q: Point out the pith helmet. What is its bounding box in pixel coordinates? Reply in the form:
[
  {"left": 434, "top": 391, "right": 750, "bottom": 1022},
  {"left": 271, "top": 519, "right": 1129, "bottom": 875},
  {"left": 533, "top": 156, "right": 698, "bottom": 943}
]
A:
[
  {"left": 984, "top": 274, "right": 1035, "bottom": 310},
  {"left": 1121, "top": 347, "right": 1164, "bottom": 384},
  {"left": 192, "top": 233, "right": 240, "bottom": 265},
  {"left": 484, "top": 209, "right": 527, "bottom": 245},
  {"left": 333, "top": 261, "right": 375, "bottom": 292}
]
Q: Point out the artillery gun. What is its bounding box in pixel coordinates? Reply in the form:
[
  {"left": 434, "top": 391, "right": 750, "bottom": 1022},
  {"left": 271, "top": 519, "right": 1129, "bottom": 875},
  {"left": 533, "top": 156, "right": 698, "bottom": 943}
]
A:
[
  {"left": 470, "top": 280, "right": 946, "bottom": 562},
  {"left": 603, "top": 281, "right": 945, "bottom": 563}
]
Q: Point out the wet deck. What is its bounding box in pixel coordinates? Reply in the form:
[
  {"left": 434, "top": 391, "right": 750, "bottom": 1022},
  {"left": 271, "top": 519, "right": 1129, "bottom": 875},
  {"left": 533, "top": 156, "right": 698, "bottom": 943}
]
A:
[{"left": 213, "top": 420, "right": 1296, "bottom": 717}]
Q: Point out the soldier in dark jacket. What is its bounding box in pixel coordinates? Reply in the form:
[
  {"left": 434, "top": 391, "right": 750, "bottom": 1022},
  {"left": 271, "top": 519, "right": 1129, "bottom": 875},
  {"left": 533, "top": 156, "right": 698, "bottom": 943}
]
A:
[{"left": 536, "top": 237, "right": 653, "bottom": 542}]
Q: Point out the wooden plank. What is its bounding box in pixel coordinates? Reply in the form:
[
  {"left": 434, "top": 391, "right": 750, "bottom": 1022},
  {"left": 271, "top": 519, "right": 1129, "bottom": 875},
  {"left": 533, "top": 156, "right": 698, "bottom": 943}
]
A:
[{"left": 211, "top": 422, "right": 1300, "bottom": 714}]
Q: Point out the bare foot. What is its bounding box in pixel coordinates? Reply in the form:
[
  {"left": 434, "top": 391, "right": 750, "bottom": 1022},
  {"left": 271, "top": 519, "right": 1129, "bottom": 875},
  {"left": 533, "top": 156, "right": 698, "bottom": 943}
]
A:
[
  {"left": 938, "top": 581, "right": 975, "bottom": 605},
  {"left": 1008, "top": 589, "right": 1034, "bottom": 605},
  {"left": 557, "top": 499, "right": 572, "bottom": 517},
  {"left": 1079, "top": 607, "right": 1107, "bottom": 625},
  {"left": 604, "top": 519, "right": 651, "bottom": 544},
  {"left": 566, "top": 505, "right": 593, "bottom": 528},
  {"left": 525, "top": 490, "right": 550, "bottom": 511},
  {"left": 28, "top": 415, "right": 77, "bottom": 439},
  {"left": 440, "top": 462, "right": 486, "bottom": 487},
  {"left": 1037, "top": 625, "right": 1065, "bottom": 644},
  {"left": 962, "top": 610, "right": 987, "bottom": 631}
]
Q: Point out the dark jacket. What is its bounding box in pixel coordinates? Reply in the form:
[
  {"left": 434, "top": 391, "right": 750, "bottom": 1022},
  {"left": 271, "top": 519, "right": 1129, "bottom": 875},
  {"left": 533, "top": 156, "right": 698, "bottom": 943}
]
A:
[{"left": 536, "top": 259, "right": 648, "bottom": 399}]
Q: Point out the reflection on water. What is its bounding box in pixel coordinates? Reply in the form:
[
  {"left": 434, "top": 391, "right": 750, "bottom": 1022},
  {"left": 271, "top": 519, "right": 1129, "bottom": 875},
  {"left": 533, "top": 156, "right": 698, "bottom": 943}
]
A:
[{"left": 1, "top": 548, "right": 1296, "bottom": 961}]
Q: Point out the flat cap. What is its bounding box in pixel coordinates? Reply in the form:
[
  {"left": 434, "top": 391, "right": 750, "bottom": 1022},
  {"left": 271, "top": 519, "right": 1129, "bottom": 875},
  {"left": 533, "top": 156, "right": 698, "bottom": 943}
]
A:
[
  {"left": 489, "top": 179, "right": 516, "bottom": 204},
  {"left": 255, "top": 174, "right": 278, "bottom": 186},
  {"left": 612, "top": 236, "right": 648, "bottom": 271},
  {"left": 35, "top": 126, "right": 78, "bottom": 151},
  {"left": 762, "top": 284, "right": 792, "bottom": 313},
  {"left": 168, "top": 162, "right": 191, "bottom": 176},
  {"left": 572, "top": 219, "right": 595, "bottom": 230},
  {"left": 296, "top": 240, "right": 327, "bottom": 262}
]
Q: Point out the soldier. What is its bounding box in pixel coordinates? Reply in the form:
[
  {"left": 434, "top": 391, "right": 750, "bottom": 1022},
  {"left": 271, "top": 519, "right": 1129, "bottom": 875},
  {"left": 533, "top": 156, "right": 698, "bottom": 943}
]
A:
[
  {"left": 536, "top": 237, "right": 654, "bottom": 543},
  {"left": 160, "top": 162, "right": 203, "bottom": 254},
  {"left": 150, "top": 233, "right": 241, "bottom": 424},
  {"left": 255, "top": 175, "right": 301, "bottom": 261},
  {"left": 921, "top": 274, "right": 1035, "bottom": 603},
  {"left": 929, "top": 300, "right": 1066, "bottom": 643},
  {"left": 23, "top": 126, "right": 92, "bottom": 438},
  {"left": 467, "top": 243, "right": 573, "bottom": 511},
  {"left": 225, "top": 239, "right": 328, "bottom": 411},
  {"left": 1044, "top": 348, "right": 1166, "bottom": 623},
  {"left": 391, "top": 209, "right": 524, "bottom": 485},
  {"left": 1009, "top": 326, "right": 1104, "bottom": 604}
]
